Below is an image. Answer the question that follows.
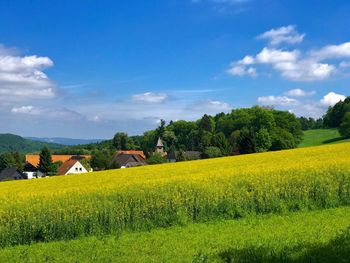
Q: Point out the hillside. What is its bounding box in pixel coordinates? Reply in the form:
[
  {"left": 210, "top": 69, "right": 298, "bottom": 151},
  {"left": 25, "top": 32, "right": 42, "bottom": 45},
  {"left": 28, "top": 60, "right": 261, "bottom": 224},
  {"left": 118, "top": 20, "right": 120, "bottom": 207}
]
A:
[
  {"left": 0, "top": 134, "right": 64, "bottom": 154},
  {"left": 26, "top": 137, "right": 104, "bottom": 146},
  {"left": 298, "top": 129, "right": 350, "bottom": 148},
  {"left": 0, "top": 143, "right": 350, "bottom": 261}
]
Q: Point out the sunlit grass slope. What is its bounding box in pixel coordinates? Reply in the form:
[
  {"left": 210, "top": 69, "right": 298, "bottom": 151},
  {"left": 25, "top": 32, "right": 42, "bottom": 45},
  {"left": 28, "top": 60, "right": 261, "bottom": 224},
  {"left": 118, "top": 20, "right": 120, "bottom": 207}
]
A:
[
  {"left": 298, "top": 128, "right": 349, "bottom": 148},
  {"left": 0, "top": 207, "right": 349, "bottom": 262},
  {"left": 0, "top": 143, "right": 350, "bottom": 247}
]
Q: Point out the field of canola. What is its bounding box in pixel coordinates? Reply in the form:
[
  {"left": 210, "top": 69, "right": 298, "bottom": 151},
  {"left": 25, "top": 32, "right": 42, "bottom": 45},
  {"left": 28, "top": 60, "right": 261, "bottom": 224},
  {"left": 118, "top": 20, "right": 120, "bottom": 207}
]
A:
[{"left": 0, "top": 143, "right": 350, "bottom": 255}]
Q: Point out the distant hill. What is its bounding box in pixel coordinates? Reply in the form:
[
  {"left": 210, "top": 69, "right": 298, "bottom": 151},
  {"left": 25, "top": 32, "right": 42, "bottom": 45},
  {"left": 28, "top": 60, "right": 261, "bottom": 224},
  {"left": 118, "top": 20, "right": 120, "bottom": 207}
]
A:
[
  {"left": 26, "top": 137, "right": 104, "bottom": 146},
  {"left": 298, "top": 129, "right": 350, "bottom": 148},
  {"left": 0, "top": 134, "right": 65, "bottom": 154}
]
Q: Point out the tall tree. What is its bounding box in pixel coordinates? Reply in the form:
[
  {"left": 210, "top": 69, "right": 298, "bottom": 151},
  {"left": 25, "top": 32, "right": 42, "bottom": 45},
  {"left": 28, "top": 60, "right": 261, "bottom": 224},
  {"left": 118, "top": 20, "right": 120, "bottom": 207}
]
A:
[
  {"left": 39, "top": 146, "right": 52, "bottom": 175},
  {"left": 113, "top": 132, "right": 130, "bottom": 150},
  {"left": 198, "top": 114, "right": 215, "bottom": 133}
]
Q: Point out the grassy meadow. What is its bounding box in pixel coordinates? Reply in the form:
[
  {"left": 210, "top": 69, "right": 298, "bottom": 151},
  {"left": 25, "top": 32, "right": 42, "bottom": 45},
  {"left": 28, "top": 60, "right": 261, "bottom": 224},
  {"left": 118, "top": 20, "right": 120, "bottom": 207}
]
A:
[
  {"left": 298, "top": 128, "right": 350, "bottom": 147},
  {"left": 1, "top": 142, "right": 350, "bottom": 261}
]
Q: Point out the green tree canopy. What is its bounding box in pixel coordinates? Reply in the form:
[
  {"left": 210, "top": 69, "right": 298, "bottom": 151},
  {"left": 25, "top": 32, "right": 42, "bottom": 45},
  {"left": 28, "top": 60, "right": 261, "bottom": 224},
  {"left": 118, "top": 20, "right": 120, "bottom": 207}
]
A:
[
  {"left": 339, "top": 112, "right": 350, "bottom": 138},
  {"left": 39, "top": 146, "right": 53, "bottom": 175}
]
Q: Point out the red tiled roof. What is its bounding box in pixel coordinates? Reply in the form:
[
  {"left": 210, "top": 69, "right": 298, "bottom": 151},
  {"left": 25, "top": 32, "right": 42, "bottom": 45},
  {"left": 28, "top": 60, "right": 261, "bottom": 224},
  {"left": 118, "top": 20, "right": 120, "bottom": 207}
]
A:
[
  {"left": 26, "top": 155, "right": 91, "bottom": 167},
  {"left": 116, "top": 150, "right": 145, "bottom": 159},
  {"left": 56, "top": 159, "right": 79, "bottom": 175}
]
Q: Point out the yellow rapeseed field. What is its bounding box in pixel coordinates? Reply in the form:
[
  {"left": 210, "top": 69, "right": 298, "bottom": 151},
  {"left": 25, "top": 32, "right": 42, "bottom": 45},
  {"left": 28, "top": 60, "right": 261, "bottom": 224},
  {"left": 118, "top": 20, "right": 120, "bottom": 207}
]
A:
[{"left": 0, "top": 143, "right": 350, "bottom": 247}]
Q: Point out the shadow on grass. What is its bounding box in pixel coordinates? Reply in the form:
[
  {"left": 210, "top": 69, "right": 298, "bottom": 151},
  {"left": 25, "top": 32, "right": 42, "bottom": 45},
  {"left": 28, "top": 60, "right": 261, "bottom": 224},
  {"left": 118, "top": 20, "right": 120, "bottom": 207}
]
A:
[
  {"left": 201, "top": 228, "right": 350, "bottom": 263},
  {"left": 322, "top": 136, "right": 347, "bottom": 144}
]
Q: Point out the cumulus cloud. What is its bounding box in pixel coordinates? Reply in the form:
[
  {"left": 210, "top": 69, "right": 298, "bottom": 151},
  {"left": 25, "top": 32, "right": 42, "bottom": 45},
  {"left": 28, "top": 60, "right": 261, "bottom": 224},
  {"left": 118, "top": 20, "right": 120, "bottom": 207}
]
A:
[
  {"left": 257, "top": 25, "right": 305, "bottom": 46},
  {"left": 227, "top": 26, "right": 350, "bottom": 82},
  {"left": 257, "top": 95, "right": 298, "bottom": 106},
  {"left": 0, "top": 44, "right": 56, "bottom": 102},
  {"left": 284, "top": 88, "right": 316, "bottom": 97},
  {"left": 320, "top": 92, "right": 346, "bottom": 106},
  {"left": 226, "top": 65, "right": 257, "bottom": 77},
  {"left": 131, "top": 92, "right": 167, "bottom": 103}
]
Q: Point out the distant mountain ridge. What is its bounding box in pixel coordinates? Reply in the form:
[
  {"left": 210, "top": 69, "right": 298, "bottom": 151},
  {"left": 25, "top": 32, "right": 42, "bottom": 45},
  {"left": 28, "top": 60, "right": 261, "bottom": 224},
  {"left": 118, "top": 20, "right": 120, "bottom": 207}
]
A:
[
  {"left": 0, "top": 134, "right": 64, "bottom": 154},
  {"left": 26, "top": 137, "right": 104, "bottom": 146}
]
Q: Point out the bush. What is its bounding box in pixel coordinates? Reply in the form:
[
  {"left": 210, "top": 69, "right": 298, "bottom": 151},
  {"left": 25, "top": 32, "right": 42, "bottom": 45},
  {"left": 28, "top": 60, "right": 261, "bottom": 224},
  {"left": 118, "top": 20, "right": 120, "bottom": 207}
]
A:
[
  {"left": 202, "top": 147, "right": 222, "bottom": 158},
  {"left": 146, "top": 153, "right": 166, "bottom": 165}
]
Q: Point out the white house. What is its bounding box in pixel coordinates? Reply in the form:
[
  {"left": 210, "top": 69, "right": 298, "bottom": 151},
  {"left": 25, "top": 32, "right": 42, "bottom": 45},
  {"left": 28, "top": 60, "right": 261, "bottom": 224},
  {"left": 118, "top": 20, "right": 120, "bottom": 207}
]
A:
[{"left": 57, "top": 159, "right": 89, "bottom": 175}]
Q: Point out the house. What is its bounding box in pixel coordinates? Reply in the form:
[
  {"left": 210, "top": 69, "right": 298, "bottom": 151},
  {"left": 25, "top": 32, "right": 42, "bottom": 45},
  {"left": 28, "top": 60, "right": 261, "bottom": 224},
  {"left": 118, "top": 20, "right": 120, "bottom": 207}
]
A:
[
  {"left": 0, "top": 167, "right": 25, "bottom": 182},
  {"left": 25, "top": 154, "right": 92, "bottom": 176},
  {"left": 116, "top": 150, "right": 146, "bottom": 159},
  {"left": 23, "top": 162, "right": 43, "bottom": 179},
  {"left": 56, "top": 159, "right": 89, "bottom": 175},
  {"left": 25, "top": 154, "right": 91, "bottom": 167},
  {"left": 113, "top": 153, "right": 146, "bottom": 168},
  {"left": 155, "top": 137, "right": 166, "bottom": 157}
]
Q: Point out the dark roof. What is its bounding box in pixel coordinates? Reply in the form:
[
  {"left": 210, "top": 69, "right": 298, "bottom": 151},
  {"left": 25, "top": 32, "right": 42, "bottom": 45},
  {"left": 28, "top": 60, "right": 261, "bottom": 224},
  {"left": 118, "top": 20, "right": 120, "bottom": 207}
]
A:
[
  {"left": 0, "top": 167, "right": 25, "bottom": 181},
  {"left": 114, "top": 153, "right": 146, "bottom": 167},
  {"left": 23, "top": 162, "right": 40, "bottom": 172}
]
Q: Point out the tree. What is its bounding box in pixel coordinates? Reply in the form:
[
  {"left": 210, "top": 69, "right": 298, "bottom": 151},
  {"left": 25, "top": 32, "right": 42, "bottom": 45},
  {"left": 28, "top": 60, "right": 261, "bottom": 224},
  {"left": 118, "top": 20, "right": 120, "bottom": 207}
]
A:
[
  {"left": 255, "top": 128, "right": 272, "bottom": 152},
  {"left": 156, "top": 119, "right": 166, "bottom": 139},
  {"left": 113, "top": 132, "right": 130, "bottom": 150},
  {"left": 146, "top": 153, "right": 166, "bottom": 165},
  {"left": 323, "top": 97, "right": 350, "bottom": 127},
  {"left": 339, "top": 112, "right": 350, "bottom": 138},
  {"left": 198, "top": 114, "right": 215, "bottom": 133},
  {"left": 50, "top": 161, "right": 63, "bottom": 175},
  {"left": 238, "top": 128, "right": 256, "bottom": 154},
  {"left": 39, "top": 146, "right": 52, "bottom": 175},
  {"left": 229, "top": 130, "right": 241, "bottom": 155},
  {"left": 90, "top": 149, "right": 112, "bottom": 170},
  {"left": 270, "top": 128, "right": 296, "bottom": 150},
  {"left": 202, "top": 146, "right": 222, "bottom": 159},
  {"left": 212, "top": 132, "right": 229, "bottom": 155}
]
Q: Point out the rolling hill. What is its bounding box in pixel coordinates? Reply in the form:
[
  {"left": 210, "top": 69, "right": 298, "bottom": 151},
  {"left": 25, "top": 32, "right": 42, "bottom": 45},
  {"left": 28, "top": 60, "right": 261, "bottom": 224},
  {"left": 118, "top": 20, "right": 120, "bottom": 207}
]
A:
[
  {"left": 298, "top": 129, "right": 350, "bottom": 148},
  {"left": 0, "top": 134, "right": 64, "bottom": 154}
]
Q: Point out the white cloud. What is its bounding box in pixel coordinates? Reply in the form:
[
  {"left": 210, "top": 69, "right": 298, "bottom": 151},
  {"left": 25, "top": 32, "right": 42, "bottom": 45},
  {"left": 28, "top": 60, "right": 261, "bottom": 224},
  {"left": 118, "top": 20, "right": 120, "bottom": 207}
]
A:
[
  {"left": 227, "top": 26, "right": 350, "bottom": 82},
  {"left": 131, "top": 92, "right": 167, "bottom": 103},
  {"left": 320, "top": 92, "right": 346, "bottom": 106},
  {"left": 227, "top": 65, "right": 257, "bottom": 77},
  {"left": 11, "top": 105, "right": 42, "bottom": 115},
  {"left": 11, "top": 105, "right": 82, "bottom": 121},
  {"left": 257, "top": 95, "right": 298, "bottom": 106},
  {"left": 310, "top": 42, "right": 350, "bottom": 60},
  {"left": 257, "top": 25, "right": 305, "bottom": 46},
  {"left": 203, "top": 99, "right": 231, "bottom": 111},
  {"left": 0, "top": 44, "right": 56, "bottom": 102},
  {"left": 284, "top": 89, "right": 316, "bottom": 97}
]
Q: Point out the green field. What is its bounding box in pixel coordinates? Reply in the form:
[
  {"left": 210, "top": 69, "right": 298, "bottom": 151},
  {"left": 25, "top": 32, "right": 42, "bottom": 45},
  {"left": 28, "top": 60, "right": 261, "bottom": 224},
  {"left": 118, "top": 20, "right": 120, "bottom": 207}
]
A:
[
  {"left": 298, "top": 129, "right": 349, "bottom": 148},
  {"left": 0, "top": 207, "right": 349, "bottom": 262}
]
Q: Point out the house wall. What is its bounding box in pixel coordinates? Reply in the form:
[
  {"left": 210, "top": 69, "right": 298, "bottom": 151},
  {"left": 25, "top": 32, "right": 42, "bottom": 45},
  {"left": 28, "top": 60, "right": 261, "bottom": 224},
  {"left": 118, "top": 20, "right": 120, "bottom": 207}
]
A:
[
  {"left": 25, "top": 171, "right": 43, "bottom": 179},
  {"left": 65, "top": 161, "right": 88, "bottom": 175}
]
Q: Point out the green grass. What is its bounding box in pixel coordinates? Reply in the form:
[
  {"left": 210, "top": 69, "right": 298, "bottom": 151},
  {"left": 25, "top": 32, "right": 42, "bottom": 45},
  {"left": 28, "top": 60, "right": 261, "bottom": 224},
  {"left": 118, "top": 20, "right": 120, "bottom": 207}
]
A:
[
  {"left": 0, "top": 207, "right": 349, "bottom": 262},
  {"left": 298, "top": 129, "right": 349, "bottom": 148}
]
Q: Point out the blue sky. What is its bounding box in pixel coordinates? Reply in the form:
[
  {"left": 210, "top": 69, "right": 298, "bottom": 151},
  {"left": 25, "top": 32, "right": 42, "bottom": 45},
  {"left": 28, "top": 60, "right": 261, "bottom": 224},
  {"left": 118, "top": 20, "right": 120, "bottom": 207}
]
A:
[{"left": 0, "top": 0, "right": 350, "bottom": 139}]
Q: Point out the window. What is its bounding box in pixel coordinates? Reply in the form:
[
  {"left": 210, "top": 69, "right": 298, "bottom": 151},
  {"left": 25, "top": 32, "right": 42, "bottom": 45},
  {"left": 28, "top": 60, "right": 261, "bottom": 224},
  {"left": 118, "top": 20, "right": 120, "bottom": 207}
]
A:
[
  {"left": 75, "top": 167, "right": 78, "bottom": 171},
  {"left": 79, "top": 167, "right": 82, "bottom": 171}
]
